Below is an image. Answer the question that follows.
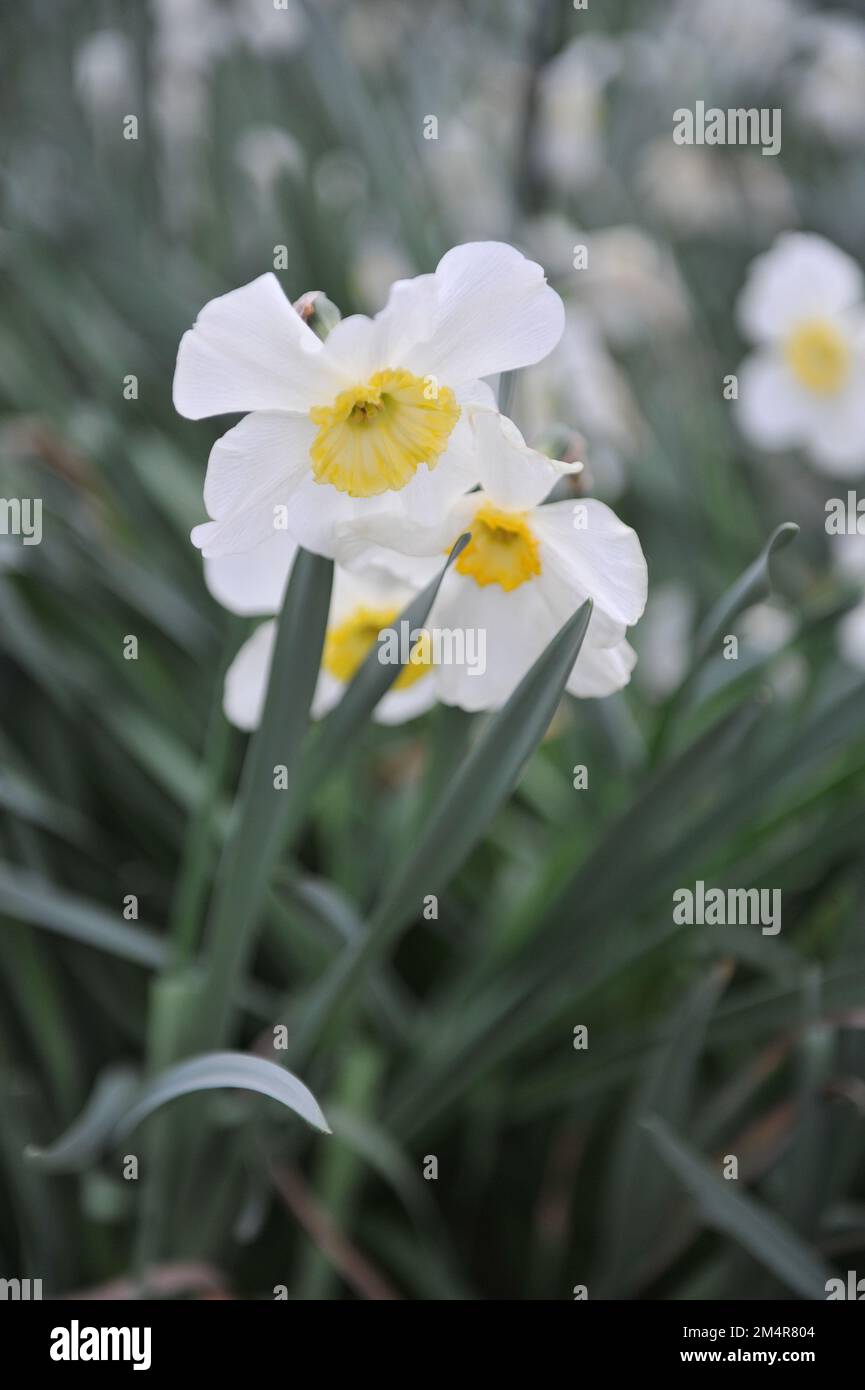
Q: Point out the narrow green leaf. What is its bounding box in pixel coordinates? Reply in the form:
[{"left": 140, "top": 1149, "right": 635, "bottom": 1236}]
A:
[
  {"left": 601, "top": 964, "right": 730, "bottom": 1294},
  {"left": 543, "top": 697, "right": 763, "bottom": 933},
  {"left": 652, "top": 522, "right": 798, "bottom": 756},
  {"left": 644, "top": 1116, "right": 833, "bottom": 1299},
  {"left": 200, "top": 548, "right": 333, "bottom": 1046},
  {"left": 0, "top": 770, "right": 94, "bottom": 849},
  {"left": 294, "top": 599, "right": 594, "bottom": 1056},
  {"left": 0, "top": 863, "right": 166, "bottom": 969},
  {"left": 25, "top": 1066, "right": 139, "bottom": 1172},
  {"left": 299, "top": 533, "right": 470, "bottom": 792},
  {"left": 694, "top": 522, "right": 799, "bottom": 666},
  {"left": 116, "top": 1052, "right": 330, "bottom": 1137},
  {"left": 370, "top": 598, "right": 593, "bottom": 942},
  {"left": 0, "top": 863, "right": 277, "bottom": 1020}
]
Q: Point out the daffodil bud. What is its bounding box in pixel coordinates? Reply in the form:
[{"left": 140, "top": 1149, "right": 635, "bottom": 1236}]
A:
[{"left": 292, "top": 290, "right": 341, "bottom": 341}]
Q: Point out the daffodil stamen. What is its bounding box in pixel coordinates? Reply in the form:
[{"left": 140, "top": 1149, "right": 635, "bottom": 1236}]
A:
[
  {"left": 783, "top": 318, "right": 851, "bottom": 395},
  {"left": 455, "top": 503, "right": 542, "bottom": 591},
  {"left": 308, "top": 369, "right": 460, "bottom": 498}
]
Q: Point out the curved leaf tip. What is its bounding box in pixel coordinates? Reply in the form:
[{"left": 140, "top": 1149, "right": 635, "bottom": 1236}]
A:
[
  {"left": 26, "top": 1052, "right": 330, "bottom": 1176},
  {"left": 116, "top": 1051, "right": 331, "bottom": 1138}
]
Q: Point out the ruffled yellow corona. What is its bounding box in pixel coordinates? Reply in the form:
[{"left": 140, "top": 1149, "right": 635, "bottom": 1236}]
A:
[{"left": 309, "top": 370, "right": 460, "bottom": 497}]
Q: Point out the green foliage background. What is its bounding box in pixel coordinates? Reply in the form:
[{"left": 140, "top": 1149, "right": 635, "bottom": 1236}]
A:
[{"left": 1, "top": 0, "right": 864, "bottom": 1300}]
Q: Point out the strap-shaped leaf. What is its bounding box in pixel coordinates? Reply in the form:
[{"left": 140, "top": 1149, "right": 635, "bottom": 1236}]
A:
[
  {"left": 26, "top": 1066, "right": 139, "bottom": 1172},
  {"left": 200, "top": 548, "right": 333, "bottom": 1045},
  {"left": 694, "top": 522, "right": 799, "bottom": 666},
  {"left": 116, "top": 1052, "right": 330, "bottom": 1137},
  {"left": 294, "top": 599, "right": 594, "bottom": 1052},
  {"left": 644, "top": 1116, "right": 833, "bottom": 1299},
  {"left": 28, "top": 1053, "right": 330, "bottom": 1170},
  {"left": 299, "top": 534, "right": 470, "bottom": 790}
]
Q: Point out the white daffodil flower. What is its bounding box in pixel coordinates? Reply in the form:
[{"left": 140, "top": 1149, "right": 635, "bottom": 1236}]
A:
[
  {"left": 334, "top": 411, "right": 648, "bottom": 711},
  {"left": 735, "top": 233, "right": 865, "bottom": 475},
  {"left": 175, "top": 241, "right": 564, "bottom": 560},
  {"left": 213, "top": 557, "right": 437, "bottom": 731}
]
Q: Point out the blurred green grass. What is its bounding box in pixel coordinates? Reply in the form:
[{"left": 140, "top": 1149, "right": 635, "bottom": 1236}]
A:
[{"left": 1, "top": 0, "right": 865, "bottom": 1300}]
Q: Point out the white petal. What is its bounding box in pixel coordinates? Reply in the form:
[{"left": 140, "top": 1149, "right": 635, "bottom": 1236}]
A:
[
  {"left": 452, "top": 378, "right": 498, "bottom": 411},
  {"left": 373, "top": 272, "right": 439, "bottom": 365},
  {"left": 404, "top": 242, "right": 565, "bottom": 386},
  {"left": 472, "top": 409, "right": 581, "bottom": 510},
  {"left": 317, "top": 313, "right": 382, "bottom": 379},
  {"left": 310, "top": 668, "right": 344, "bottom": 721},
  {"left": 173, "top": 273, "right": 346, "bottom": 419},
  {"left": 565, "top": 637, "right": 637, "bottom": 697},
  {"left": 398, "top": 418, "right": 479, "bottom": 524},
  {"left": 192, "top": 413, "right": 317, "bottom": 558},
  {"left": 330, "top": 274, "right": 440, "bottom": 375},
  {"left": 735, "top": 350, "right": 810, "bottom": 450},
  {"left": 285, "top": 421, "right": 478, "bottom": 562},
  {"left": 331, "top": 496, "right": 476, "bottom": 578},
  {"left": 328, "top": 564, "right": 419, "bottom": 621},
  {"left": 204, "top": 530, "right": 297, "bottom": 615},
  {"left": 203, "top": 411, "right": 315, "bottom": 520},
  {"left": 805, "top": 367, "right": 865, "bottom": 474},
  {"left": 313, "top": 566, "right": 436, "bottom": 720},
  {"left": 375, "top": 678, "right": 438, "bottom": 724},
  {"left": 223, "top": 621, "right": 276, "bottom": 731},
  {"left": 430, "top": 573, "right": 557, "bottom": 711},
  {"left": 736, "top": 233, "right": 863, "bottom": 344},
  {"left": 532, "top": 498, "right": 648, "bottom": 630}
]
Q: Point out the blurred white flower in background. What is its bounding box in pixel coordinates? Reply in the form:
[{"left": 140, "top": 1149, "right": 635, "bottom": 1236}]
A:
[
  {"left": 830, "top": 531, "right": 865, "bottom": 671},
  {"left": 838, "top": 602, "right": 865, "bottom": 671},
  {"left": 432, "top": 115, "right": 514, "bottom": 240},
  {"left": 793, "top": 12, "right": 865, "bottom": 146},
  {"left": 232, "top": 0, "right": 306, "bottom": 56},
  {"left": 313, "top": 149, "right": 370, "bottom": 218},
  {"left": 235, "top": 126, "right": 305, "bottom": 199},
  {"left": 738, "top": 601, "right": 798, "bottom": 653},
  {"left": 658, "top": 0, "right": 802, "bottom": 87},
  {"left": 637, "top": 141, "right": 796, "bottom": 239},
  {"left": 579, "top": 226, "right": 690, "bottom": 347},
  {"left": 151, "top": 0, "right": 233, "bottom": 71},
  {"left": 74, "top": 30, "right": 136, "bottom": 116},
  {"left": 524, "top": 218, "right": 690, "bottom": 347},
  {"left": 426, "top": 55, "right": 527, "bottom": 241},
  {"left": 233, "top": 127, "right": 305, "bottom": 259},
  {"left": 515, "top": 308, "right": 645, "bottom": 501},
  {"left": 633, "top": 582, "right": 694, "bottom": 700},
  {"left": 521, "top": 213, "right": 584, "bottom": 282},
  {"left": 830, "top": 530, "right": 865, "bottom": 584},
  {"left": 349, "top": 236, "right": 415, "bottom": 315},
  {"left": 149, "top": 0, "right": 232, "bottom": 225},
  {"left": 340, "top": 0, "right": 416, "bottom": 73},
  {"left": 535, "top": 35, "right": 620, "bottom": 196},
  {"left": 150, "top": 0, "right": 305, "bottom": 226},
  {"left": 735, "top": 233, "right": 865, "bottom": 475}
]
